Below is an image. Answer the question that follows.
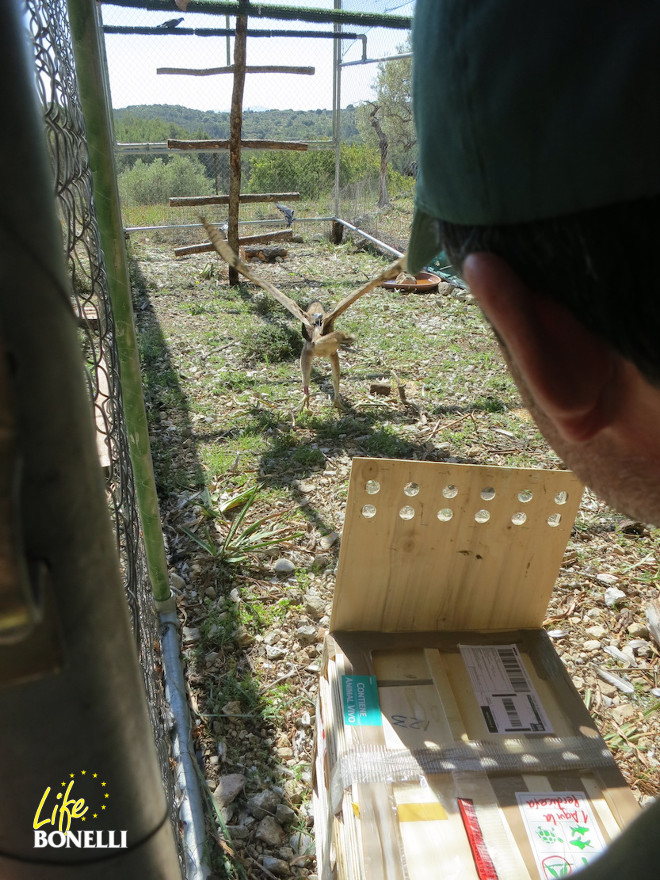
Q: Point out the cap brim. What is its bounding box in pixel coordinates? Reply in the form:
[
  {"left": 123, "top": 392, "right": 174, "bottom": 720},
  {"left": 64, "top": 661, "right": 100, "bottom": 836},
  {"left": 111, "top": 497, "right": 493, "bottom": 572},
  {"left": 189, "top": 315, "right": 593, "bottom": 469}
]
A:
[{"left": 407, "top": 207, "right": 444, "bottom": 275}]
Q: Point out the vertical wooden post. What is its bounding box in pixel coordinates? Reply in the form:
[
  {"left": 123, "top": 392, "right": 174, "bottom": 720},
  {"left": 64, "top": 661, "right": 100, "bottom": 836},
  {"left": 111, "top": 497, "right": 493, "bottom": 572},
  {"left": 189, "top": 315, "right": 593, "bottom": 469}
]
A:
[{"left": 228, "top": 14, "right": 247, "bottom": 286}]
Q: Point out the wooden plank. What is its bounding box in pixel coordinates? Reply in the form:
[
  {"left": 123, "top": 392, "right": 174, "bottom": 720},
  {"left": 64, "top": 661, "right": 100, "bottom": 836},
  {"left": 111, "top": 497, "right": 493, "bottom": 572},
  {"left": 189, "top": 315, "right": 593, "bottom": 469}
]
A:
[
  {"left": 158, "top": 65, "right": 315, "bottom": 76},
  {"left": 168, "top": 192, "right": 300, "bottom": 207},
  {"left": 174, "top": 230, "right": 293, "bottom": 257},
  {"left": 168, "top": 138, "right": 308, "bottom": 151},
  {"left": 331, "top": 459, "right": 584, "bottom": 633}
]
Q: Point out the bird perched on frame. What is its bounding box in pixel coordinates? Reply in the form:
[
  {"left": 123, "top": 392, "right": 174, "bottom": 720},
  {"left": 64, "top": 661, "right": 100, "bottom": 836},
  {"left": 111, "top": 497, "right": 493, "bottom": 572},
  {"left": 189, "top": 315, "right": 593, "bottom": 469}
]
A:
[
  {"left": 157, "top": 17, "right": 184, "bottom": 28},
  {"left": 201, "top": 218, "right": 404, "bottom": 410},
  {"left": 275, "top": 203, "right": 295, "bottom": 227}
]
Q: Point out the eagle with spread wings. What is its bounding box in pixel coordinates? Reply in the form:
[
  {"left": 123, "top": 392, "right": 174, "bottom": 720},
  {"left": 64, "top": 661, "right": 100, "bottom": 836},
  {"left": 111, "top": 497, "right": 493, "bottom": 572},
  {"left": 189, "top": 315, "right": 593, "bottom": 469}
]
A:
[{"left": 202, "top": 218, "right": 405, "bottom": 409}]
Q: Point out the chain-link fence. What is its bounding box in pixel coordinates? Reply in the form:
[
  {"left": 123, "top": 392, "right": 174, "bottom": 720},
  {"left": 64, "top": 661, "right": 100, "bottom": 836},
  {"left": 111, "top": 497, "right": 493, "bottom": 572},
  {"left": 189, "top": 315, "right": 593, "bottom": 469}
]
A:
[
  {"left": 24, "top": 1, "right": 185, "bottom": 872},
  {"left": 99, "top": 1, "right": 414, "bottom": 254}
]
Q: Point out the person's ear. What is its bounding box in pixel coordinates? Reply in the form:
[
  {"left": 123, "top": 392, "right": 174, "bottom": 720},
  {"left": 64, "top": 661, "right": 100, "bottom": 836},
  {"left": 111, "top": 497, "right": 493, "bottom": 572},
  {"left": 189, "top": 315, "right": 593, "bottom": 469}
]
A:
[{"left": 463, "top": 252, "right": 624, "bottom": 443}]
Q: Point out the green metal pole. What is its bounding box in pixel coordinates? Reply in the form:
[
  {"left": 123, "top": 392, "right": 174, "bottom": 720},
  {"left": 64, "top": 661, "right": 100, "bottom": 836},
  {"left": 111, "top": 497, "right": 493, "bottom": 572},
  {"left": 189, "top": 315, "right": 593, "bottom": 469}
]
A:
[{"left": 66, "top": 0, "right": 172, "bottom": 604}]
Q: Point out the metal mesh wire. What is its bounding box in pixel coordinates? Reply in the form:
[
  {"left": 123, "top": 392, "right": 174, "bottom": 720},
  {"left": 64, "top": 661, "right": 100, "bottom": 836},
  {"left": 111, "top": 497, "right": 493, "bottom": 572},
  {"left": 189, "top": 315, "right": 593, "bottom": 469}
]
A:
[
  {"left": 98, "top": 1, "right": 412, "bottom": 253},
  {"left": 24, "top": 1, "right": 185, "bottom": 873}
]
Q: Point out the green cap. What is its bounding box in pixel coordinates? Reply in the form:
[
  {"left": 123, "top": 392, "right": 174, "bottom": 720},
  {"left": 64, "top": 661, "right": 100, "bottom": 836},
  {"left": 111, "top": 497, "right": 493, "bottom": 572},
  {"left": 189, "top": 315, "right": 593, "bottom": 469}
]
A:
[{"left": 408, "top": 1, "right": 660, "bottom": 273}]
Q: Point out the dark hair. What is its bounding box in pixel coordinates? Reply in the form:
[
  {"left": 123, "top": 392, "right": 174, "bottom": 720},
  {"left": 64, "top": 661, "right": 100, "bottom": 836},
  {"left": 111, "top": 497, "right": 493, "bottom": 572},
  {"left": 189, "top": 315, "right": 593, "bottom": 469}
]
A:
[{"left": 437, "top": 194, "right": 660, "bottom": 385}]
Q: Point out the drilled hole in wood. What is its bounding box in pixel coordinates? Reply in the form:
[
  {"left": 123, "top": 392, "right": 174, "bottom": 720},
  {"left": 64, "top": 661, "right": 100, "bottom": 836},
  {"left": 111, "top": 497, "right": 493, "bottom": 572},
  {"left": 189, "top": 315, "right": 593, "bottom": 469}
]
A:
[
  {"left": 480, "top": 487, "right": 496, "bottom": 501},
  {"left": 547, "top": 513, "right": 562, "bottom": 527},
  {"left": 437, "top": 508, "right": 453, "bottom": 522},
  {"left": 443, "top": 484, "right": 458, "bottom": 499},
  {"left": 511, "top": 512, "right": 527, "bottom": 525},
  {"left": 365, "top": 480, "right": 380, "bottom": 495},
  {"left": 474, "top": 509, "right": 490, "bottom": 523},
  {"left": 399, "top": 506, "right": 415, "bottom": 520},
  {"left": 361, "top": 504, "right": 377, "bottom": 518},
  {"left": 554, "top": 491, "right": 568, "bottom": 505},
  {"left": 404, "top": 482, "right": 420, "bottom": 497},
  {"left": 518, "top": 490, "right": 533, "bottom": 503}
]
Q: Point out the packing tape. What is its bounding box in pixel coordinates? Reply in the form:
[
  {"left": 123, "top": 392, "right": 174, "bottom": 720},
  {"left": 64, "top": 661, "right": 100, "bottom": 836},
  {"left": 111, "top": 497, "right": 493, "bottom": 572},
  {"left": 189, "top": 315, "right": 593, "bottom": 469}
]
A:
[{"left": 329, "top": 736, "right": 616, "bottom": 814}]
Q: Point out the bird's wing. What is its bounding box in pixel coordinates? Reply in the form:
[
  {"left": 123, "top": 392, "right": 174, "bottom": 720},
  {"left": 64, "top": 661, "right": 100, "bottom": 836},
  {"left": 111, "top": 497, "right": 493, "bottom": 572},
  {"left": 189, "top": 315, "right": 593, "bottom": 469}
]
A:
[
  {"left": 202, "top": 218, "right": 312, "bottom": 328},
  {"left": 321, "top": 256, "right": 405, "bottom": 332}
]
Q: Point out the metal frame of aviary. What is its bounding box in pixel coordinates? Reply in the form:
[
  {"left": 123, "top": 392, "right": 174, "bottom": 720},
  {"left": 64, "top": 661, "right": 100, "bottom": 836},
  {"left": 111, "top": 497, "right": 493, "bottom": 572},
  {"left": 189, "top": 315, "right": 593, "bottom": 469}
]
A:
[
  {"left": 1, "top": 3, "right": 412, "bottom": 879},
  {"left": 102, "top": 0, "right": 413, "bottom": 245}
]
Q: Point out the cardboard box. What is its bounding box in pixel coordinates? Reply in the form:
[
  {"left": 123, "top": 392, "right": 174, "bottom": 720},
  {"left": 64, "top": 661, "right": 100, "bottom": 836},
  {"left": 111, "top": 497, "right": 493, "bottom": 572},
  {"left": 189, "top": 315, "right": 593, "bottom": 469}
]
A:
[{"left": 313, "top": 458, "right": 640, "bottom": 880}]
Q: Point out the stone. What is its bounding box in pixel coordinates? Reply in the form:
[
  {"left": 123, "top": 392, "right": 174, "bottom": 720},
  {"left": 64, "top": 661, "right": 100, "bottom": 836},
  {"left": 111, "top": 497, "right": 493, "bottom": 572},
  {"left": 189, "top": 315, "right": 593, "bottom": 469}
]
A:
[
  {"left": 213, "top": 774, "right": 246, "bottom": 809},
  {"left": 604, "top": 586, "right": 627, "bottom": 606},
  {"left": 611, "top": 703, "right": 637, "bottom": 725},
  {"left": 266, "top": 644, "right": 287, "bottom": 661},
  {"left": 296, "top": 624, "right": 317, "bottom": 646},
  {"left": 585, "top": 625, "right": 608, "bottom": 639},
  {"left": 261, "top": 855, "right": 290, "bottom": 877},
  {"left": 290, "top": 830, "right": 315, "bottom": 861},
  {"left": 304, "top": 594, "right": 326, "bottom": 619},
  {"left": 222, "top": 700, "right": 242, "bottom": 716},
  {"left": 627, "top": 622, "right": 649, "bottom": 639},
  {"left": 226, "top": 824, "right": 249, "bottom": 840},
  {"left": 275, "top": 804, "right": 296, "bottom": 826},
  {"left": 274, "top": 558, "right": 296, "bottom": 575},
  {"left": 320, "top": 531, "right": 339, "bottom": 550},
  {"left": 247, "top": 789, "right": 281, "bottom": 819},
  {"left": 169, "top": 572, "right": 186, "bottom": 591},
  {"left": 583, "top": 640, "right": 602, "bottom": 652},
  {"left": 235, "top": 625, "right": 255, "bottom": 647},
  {"left": 283, "top": 778, "right": 304, "bottom": 805},
  {"left": 256, "top": 815, "right": 285, "bottom": 846},
  {"left": 311, "top": 554, "right": 331, "bottom": 570},
  {"left": 181, "top": 626, "right": 200, "bottom": 644}
]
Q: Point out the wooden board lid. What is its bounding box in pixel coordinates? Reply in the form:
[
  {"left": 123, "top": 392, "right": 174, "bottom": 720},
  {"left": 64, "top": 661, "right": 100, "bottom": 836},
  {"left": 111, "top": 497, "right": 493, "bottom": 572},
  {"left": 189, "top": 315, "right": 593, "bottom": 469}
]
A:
[{"left": 331, "top": 458, "right": 583, "bottom": 633}]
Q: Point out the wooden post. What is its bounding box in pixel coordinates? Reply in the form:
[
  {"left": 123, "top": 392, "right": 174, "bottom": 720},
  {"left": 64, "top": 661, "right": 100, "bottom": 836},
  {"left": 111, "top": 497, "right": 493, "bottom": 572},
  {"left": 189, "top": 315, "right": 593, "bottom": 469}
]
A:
[{"left": 228, "top": 14, "right": 247, "bottom": 286}]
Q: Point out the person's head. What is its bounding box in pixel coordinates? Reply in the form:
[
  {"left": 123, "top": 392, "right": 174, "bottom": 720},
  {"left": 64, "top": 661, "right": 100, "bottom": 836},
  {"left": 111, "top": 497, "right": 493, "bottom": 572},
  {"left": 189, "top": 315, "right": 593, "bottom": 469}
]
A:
[{"left": 408, "top": 0, "right": 660, "bottom": 523}]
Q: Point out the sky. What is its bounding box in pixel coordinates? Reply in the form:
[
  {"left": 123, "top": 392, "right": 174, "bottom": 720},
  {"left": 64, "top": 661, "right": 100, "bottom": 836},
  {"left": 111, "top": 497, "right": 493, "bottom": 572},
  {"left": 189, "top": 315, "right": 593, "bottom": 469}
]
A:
[{"left": 100, "top": 1, "right": 413, "bottom": 113}]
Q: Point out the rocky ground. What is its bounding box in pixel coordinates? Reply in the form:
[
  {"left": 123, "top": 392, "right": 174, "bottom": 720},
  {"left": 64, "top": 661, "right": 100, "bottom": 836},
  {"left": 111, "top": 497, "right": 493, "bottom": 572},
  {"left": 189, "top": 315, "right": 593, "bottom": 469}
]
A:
[{"left": 128, "top": 215, "right": 660, "bottom": 879}]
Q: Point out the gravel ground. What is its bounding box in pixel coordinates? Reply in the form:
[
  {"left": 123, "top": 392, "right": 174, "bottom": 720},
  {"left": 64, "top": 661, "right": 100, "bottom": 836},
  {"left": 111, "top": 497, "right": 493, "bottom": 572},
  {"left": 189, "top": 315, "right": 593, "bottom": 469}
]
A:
[{"left": 128, "top": 223, "right": 660, "bottom": 879}]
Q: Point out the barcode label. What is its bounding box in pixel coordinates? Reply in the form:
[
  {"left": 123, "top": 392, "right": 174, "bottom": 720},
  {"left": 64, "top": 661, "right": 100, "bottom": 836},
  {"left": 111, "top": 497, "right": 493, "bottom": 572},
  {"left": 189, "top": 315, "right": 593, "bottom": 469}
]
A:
[
  {"left": 459, "top": 644, "right": 553, "bottom": 735},
  {"left": 502, "top": 696, "right": 522, "bottom": 728},
  {"left": 497, "top": 647, "right": 529, "bottom": 693}
]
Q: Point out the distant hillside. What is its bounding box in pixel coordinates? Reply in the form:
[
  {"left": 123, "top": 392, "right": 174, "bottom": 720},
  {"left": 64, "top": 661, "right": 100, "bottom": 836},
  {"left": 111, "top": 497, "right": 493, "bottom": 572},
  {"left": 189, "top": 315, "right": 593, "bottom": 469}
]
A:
[{"left": 113, "top": 104, "right": 360, "bottom": 144}]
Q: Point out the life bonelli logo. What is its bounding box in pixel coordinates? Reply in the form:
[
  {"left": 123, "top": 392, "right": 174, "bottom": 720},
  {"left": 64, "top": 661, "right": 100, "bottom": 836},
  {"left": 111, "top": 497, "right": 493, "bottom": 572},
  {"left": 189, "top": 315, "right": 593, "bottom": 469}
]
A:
[{"left": 33, "top": 770, "right": 127, "bottom": 849}]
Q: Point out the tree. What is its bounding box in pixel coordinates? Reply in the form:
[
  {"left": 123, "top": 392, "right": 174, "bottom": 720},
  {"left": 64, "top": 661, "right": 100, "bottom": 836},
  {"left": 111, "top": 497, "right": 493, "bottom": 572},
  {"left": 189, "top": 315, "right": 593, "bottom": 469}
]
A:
[
  {"left": 357, "top": 39, "right": 416, "bottom": 177},
  {"left": 367, "top": 102, "right": 389, "bottom": 208}
]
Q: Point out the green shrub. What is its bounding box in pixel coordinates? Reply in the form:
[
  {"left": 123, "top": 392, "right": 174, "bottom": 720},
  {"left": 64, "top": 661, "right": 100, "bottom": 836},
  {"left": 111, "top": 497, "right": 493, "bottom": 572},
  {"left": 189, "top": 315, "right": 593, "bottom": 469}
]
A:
[
  {"left": 247, "top": 144, "right": 380, "bottom": 201},
  {"left": 118, "top": 155, "right": 213, "bottom": 206}
]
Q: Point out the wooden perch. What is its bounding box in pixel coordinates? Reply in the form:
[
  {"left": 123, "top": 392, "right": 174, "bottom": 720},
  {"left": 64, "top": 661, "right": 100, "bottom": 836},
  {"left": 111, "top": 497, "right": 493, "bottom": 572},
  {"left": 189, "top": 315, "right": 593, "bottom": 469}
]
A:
[
  {"left": 158, "top": 65, "right": 315, "bottom": 76},
  {"left": 169, "top": 193, "right": 300, "bottom": 207},
  {"left": 168, "top": 138, "right": 308, "bottom": 152},
  {"left": 174, "top": 229, "right": 292, "bottom": 257}
]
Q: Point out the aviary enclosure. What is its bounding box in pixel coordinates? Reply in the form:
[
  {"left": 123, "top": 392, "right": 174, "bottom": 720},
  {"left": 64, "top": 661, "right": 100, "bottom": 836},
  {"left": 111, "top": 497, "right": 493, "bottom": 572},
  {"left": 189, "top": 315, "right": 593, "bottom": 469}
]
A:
[
  {"left": 8, "top": 2, "right": 659, "bottom": 880},
  {"left": 14, "top": 2, "right": 418, "bottom": 878}
]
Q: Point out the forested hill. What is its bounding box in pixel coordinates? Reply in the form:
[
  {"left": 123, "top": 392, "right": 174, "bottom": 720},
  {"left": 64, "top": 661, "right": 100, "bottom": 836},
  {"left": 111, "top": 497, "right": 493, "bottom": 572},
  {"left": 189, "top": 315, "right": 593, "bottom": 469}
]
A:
[{"left": 113, "top": 104, "right": 360, "bottom": 144}]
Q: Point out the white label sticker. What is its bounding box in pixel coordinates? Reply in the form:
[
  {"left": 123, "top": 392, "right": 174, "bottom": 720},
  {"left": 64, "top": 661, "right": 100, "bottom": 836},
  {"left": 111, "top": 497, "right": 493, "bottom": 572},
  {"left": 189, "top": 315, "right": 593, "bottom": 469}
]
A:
[
  {"left": 459, "top": 644, "right": 553, "bottom": 734},
  {"left": 516, "top": 791, "right": 607, "bottom": 877}
]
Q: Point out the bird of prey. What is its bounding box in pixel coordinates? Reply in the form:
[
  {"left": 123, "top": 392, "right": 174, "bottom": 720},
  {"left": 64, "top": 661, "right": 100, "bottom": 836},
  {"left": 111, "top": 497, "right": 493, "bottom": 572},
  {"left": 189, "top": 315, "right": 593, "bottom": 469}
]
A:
[
  {"left": 157, "top": 17, "right": 184, "bottom": 28},
  {"left": 275, "top": 203, "right": 295, "bottom": 227},
  {"left": 202, "top": 218, "right": 404, "bottom": 409}
]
